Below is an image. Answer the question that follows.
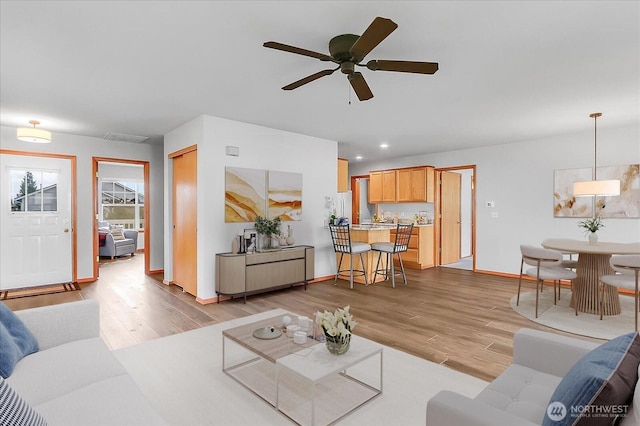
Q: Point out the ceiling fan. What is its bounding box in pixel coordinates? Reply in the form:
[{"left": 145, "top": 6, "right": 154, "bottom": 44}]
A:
[{"left": 263, "top": 17, "right": 438, "bottom": 101}]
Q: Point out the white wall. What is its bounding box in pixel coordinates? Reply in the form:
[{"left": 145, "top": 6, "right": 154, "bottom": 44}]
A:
[
  {"left": 164, "top": 115, "right": 338, "bottom": 301},
  {"left": 0, "top": 126, "right": 165, "bottom": 278},
  {"left": 351, "top": 123, "right": 640, "bottom": 275}
]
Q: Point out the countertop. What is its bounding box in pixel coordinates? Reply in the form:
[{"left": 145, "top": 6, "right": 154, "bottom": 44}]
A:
[{"left": 352, "top": 223, "right": 433, "bottom": 230}]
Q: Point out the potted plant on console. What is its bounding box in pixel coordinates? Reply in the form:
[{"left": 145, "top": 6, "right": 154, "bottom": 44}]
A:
[{"left": 254, "top": 215, "right": 282, "bottom": 252}]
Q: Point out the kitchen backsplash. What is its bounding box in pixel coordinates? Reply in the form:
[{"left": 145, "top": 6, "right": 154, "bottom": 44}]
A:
[{"left": 372, "top": 202, "right": 434, "bottom": 222}]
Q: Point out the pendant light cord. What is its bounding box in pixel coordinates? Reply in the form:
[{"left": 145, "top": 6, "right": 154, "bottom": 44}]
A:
[{"left": 590, "top": 112, "right": 602, "bottom": 180}]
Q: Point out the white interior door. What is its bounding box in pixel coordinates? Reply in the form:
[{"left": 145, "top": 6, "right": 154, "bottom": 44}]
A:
[{"left": 0, "top": 154, "right": 72, "bottom": 289}]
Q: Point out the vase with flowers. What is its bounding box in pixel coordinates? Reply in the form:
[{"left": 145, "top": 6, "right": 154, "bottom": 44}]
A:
[
  {"left": 254, "top": 215, "right": 282, "bottom": 252},
  {"left": 578, "top": 216, "right": 604, "bottom": 245},
  {"left": 315, "top": 305, "right": 357, "bottom": 355}
]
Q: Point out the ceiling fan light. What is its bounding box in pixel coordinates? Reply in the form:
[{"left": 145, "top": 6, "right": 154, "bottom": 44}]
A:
[
  {"left": 17, "top": 120, "right": 52, "bottom": 143},
  {"left": 573, "top": 179, "right": 621, "bottom": 197}
]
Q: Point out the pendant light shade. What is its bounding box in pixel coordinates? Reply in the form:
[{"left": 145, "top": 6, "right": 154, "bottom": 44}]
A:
[
  {"left": 17, "top": 120, "right": 52, "bottom": 143},
  {"left": 573, "top": 113, "right": 620, "bottom": 197}
]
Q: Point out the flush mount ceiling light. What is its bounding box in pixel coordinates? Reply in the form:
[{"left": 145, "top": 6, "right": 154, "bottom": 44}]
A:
[
  {"left": 17, "top": 120, "right": 52, "bottom": 143},
  {"left": 573, "top": 113, "right": 620, "bottom": 197}
]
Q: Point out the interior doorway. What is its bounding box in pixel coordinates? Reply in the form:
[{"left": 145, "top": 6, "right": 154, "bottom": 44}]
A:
[
  {"left": 350, "top": 175, "right": 374, "bottom": 225},
  {"left": 435, "top": 165, "right": 475, "bottom": 271},
  {"left": 93, "top": 157, "right": 150, "bottom": 279}
]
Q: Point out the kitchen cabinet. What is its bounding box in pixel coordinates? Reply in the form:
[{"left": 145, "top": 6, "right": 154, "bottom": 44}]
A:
[
  {"left": 390, "top": 225, "right": 434, "bottom": 269},
  {"left": 369, "top": 170, "right": 397, "bottom": 203},
  {"left": 396, "top": 166, "right": 435, "bottom": 202},
  {"left": 337, "top": 158, "right": 348, "bottom": 192},
  {"left": 382, "top": 170, "right": 397, "bottom": 202},
  {"left": 369, "top": 166, "right": 434, "bottom": 204},
  {"left": 368, "top": 171, "right": 383, "bottom": 203}
]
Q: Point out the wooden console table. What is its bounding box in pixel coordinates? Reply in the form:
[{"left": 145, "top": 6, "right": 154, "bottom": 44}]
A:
[{"left": 215, "top": 245, "right": 314, "bottom": 303}]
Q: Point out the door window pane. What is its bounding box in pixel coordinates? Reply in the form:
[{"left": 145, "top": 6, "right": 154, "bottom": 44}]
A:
[{"left": 8, "top": 169, "right": 58, "bottom": 213}]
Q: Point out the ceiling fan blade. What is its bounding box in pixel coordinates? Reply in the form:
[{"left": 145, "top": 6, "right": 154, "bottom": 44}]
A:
[
  {"left": 282, "top": 68, "right": 338, "bottom": 91},
  {"left": 348, "top": 72, "right": 374, "bottom": 101},
  {"left": 366, "top": 60, "right": 439, "bottom": 74},
  {"left": 263, "top": 41, "right": 334, "bottom": 62},
  {"left": 349, "top": 17, "right": 398, "bottom": 63}
]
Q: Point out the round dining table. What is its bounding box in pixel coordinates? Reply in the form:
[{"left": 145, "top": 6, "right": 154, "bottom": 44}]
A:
[{"left": 541, "top": 239, "right": 640, "bottom": 316}]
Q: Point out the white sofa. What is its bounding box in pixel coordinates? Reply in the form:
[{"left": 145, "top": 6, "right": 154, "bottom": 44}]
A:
[
  {"left": 7, "top": 299, "right": 166, "bottom": 425},
  {"left": 426, "top": 329, "right": 602, "bottom": 426}
]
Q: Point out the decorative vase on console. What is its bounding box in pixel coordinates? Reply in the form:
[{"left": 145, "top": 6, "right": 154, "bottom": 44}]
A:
[
  {"left": 286, "top": 225, "right": 295, "bottom": 246},
  {"left": 588, "top": 232, "right": 598, "bottom": 245}
]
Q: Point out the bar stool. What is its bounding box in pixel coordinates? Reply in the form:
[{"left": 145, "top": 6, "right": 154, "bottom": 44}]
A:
[
  {"left": 371, "top": 223, "right": 413, "bottom": 288},
  {"left": 328, "top": 224, "right": 371, "bottom": 289}
]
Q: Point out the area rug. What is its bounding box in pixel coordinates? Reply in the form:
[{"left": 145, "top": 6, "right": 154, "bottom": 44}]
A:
[
  {"left": 114, "top": 309, "right": 488, "bottom": 426},
  {"left": 510, "top": 290, "right": 637, "bottom": 341}
]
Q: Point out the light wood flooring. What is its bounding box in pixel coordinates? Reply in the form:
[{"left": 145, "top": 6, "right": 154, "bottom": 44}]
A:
[{"left": 4, "top": 254, "right": 599, "bottom": 382}]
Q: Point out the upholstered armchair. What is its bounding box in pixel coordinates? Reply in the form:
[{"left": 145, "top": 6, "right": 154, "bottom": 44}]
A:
[{"left": 98, "top": 221, "right": 138, "bottom": 259}]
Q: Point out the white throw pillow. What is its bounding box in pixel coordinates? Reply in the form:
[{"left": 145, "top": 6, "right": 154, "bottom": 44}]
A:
[{"left": 110, "top": 227, "right": 126, "bottom": 241}]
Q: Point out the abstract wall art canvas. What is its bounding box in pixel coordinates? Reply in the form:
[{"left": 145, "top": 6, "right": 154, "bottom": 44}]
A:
[
  {"left": 225, "top": 167, "right": 266, "bottom": 222},
  {"left": 268, "top": 171, "right": 302, "bottom": 221},
  {"left": 554, "top": 167, "right": 593, "bottom": 217},
  {"left": 596, "top": 164, "right": 639, "bottom": 218}
]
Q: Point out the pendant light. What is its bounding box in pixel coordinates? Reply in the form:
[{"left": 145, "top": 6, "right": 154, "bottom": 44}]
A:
[
  {"left": 17, "top": 120, "right": 52, "bottom": 143},
  {"left": 573, "top": 113, "right": 620, "bottom": 197}
]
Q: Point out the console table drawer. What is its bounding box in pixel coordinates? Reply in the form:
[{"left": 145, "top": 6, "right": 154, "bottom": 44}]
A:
[
  {"left": 246, "top": 258, "right": 305, "bottom": 291},
  {"left": 245, "top": 248, "right": 304, "bottom": 265}
]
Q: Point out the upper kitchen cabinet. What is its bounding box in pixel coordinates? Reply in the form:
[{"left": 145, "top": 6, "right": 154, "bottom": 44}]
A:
[
  {"left": 382, "top": 170, "right": 397, "bottom": 202},
  {"left": 369, "top": 171, "right": 383, "bottom": 203},
  {"left": 396, "top": 166, "right": 435, "bottom": 202},
  {"left": 369, "top": 170, "right": 397, "bottom": 203},
  {"left": 337, "top": 158, "right": 348, "bottom": 192}
]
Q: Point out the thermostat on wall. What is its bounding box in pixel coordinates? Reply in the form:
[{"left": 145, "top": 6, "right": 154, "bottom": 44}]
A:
[{"left": 225, "top": 145, "right": 240, "bottom": 156}]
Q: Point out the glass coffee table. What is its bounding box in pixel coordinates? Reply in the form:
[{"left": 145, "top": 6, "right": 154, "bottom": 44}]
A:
[{"left": 222, "top": 312, "right": 383, "bottom": 425}]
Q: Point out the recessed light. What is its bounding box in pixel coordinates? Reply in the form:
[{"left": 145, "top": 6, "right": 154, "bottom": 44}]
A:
[
  {"left": 355, "top": 155, "right": 363, "bottom": 160},
  {"left": 380, "top": 143, "right": 389, "bottom": 149}
]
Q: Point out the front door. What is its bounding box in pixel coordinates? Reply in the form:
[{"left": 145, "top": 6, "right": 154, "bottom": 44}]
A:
[
  {"left": 0, "top": 153, "right": 73, "bottom": 289},
  {"left": 440, "top": 170, "right": 462, "bottom": 265}
]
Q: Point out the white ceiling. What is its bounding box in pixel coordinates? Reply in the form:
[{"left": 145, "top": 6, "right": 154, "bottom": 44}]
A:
[{"left": 1, "top": 1, "right": 638, "bottom": 162}]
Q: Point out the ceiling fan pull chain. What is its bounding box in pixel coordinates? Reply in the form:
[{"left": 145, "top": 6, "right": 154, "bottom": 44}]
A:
[{"left": 348, "top": 84, "right": 352, "bottom": 105}]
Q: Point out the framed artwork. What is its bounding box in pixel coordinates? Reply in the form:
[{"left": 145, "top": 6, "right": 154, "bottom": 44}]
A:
[
  {"left": 553, "top": 167, "right": 593, "bottom": 217},
  {"left": 268, "top": 171, "right": 302, "bottom": 221},
  {"left": 596, "top": 164, "right": 640, "bottom": 218},
  {"left": 225, "top": 167, "right": 266, "bottom": 223},
  {"left": 243, "top": 229, "right": 257, "bottom": 253}
]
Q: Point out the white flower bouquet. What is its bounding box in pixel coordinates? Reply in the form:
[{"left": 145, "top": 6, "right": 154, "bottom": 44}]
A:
[{"left": 315, "top": 306, "right": 357, "bottom": 354}]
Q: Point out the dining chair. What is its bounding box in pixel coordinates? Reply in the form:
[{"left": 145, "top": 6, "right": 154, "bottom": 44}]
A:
[
  {"left": 599, "top": 255, "right": 640, "bottom": 331},
  {"left": 517, "top": 245, "right": 577, "bottom": 318},
  {"left": 371, "top": 223, "right": 414, "bottom": 288},
  {"left": 328, "top": 224, "right": 371, "bottom": 289}
]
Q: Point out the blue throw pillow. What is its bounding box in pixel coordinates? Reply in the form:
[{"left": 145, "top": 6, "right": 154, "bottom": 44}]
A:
[
  {"left": 543, "top": 332, "right": 640, "bottom": 426},
  {"left": 0, "top": 302, "right": 39, "bottom": 378}
]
